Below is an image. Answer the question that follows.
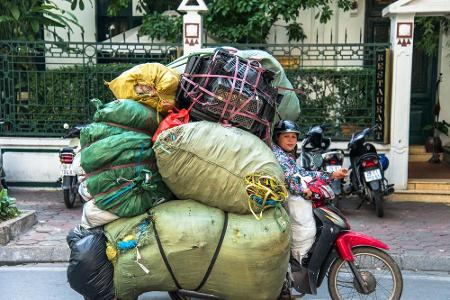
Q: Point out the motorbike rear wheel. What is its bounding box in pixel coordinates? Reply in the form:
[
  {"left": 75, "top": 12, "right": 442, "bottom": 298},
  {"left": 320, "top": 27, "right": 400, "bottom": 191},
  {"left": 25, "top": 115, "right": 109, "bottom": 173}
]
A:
[
  {"left": 63, "top": 176, "right": 77, "bottom": 208},
  {"left": 328, "top": 247, "right": 402, "bottom": 300},
  {"left": 370, "top": 189, "right": 384, "bottom": 218}
]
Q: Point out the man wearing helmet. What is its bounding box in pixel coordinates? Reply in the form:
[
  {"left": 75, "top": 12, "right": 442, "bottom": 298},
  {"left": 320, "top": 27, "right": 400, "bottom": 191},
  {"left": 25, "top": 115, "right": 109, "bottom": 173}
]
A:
[{"left": 272, "top": 120, "right": 347, "bottom": 263}]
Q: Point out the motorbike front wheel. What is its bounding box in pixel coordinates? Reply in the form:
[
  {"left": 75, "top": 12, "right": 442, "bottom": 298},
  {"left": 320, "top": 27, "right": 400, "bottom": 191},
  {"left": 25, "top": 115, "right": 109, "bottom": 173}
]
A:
[
  {"left": 328, "top": 247, "right": 403, "bottom": 300},
  {"left": 63, "top": 176, "right": 78, "bottom": 208}
]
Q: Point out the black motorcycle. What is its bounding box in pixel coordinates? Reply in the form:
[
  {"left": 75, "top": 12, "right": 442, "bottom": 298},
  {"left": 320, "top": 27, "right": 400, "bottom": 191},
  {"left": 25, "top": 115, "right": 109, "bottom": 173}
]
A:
[
  {"left": 347, "top": 126, "right": 394, "bottom": 217},
  {"left": 298, "top": 124, "right": 345, "bottom": 208},
  {"left": 59, "top": 124, "right": 85, "bottom": 208}
]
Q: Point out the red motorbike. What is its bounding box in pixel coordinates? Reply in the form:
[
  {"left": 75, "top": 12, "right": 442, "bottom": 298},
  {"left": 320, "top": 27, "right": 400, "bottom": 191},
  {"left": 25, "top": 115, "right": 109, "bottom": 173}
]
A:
[
  {"left": 170, "top": 177, "right": 403, "bottom": 300},
  {"left": 281, "top": 177, "right": 403, "bottom": 299}
]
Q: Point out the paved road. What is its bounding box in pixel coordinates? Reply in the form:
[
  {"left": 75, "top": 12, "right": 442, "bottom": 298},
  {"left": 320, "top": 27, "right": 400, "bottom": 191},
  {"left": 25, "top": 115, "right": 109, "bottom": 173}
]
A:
[{"left": 0, "top": 264, "right": 449, "bottom": 300}]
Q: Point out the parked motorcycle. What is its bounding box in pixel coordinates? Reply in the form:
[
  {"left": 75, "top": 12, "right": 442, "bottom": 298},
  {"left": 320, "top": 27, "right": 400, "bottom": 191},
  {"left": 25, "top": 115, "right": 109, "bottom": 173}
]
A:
[
  {"left": 298, "top": 124, "right": 345, "bottom": 208},
  {"left": 169, "top": 177, "right": 403, "bottom": 300},
  {"left": 59, "top": 123, "right": 85, "bottom": 208},
  {"left": 347, "top": 125, "right": 395, "bottom": 217}
]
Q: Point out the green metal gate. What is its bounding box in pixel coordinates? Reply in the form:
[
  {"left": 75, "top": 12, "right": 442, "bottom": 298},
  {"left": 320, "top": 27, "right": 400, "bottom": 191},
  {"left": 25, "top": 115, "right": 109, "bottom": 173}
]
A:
[{"left": 0, "top": 40, "right": 388, "bottom": 140}]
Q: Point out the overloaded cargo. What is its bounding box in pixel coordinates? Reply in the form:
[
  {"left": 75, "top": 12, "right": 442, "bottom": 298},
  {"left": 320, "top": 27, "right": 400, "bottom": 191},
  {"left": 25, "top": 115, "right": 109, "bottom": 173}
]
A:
[
  {"left": 105, "top": 63, "right": 180, "bottom": 114},
  {"left": 176, "top": 49, "right": 281, "bottom": 141},
  {"left": 153, "top": 121, "right": 284, "bottom": 214},
  {"left": 68, "top": 47, "right": 296, "bottom": 300},
  {"left": 104, "top": 200, "right": 290, "bottom": 300}
]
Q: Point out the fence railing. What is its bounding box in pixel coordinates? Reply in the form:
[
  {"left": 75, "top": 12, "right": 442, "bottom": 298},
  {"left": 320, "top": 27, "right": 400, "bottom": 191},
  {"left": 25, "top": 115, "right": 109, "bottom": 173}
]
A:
[{"left": 0, "top": 40, "right": 389, "bottom": 140}]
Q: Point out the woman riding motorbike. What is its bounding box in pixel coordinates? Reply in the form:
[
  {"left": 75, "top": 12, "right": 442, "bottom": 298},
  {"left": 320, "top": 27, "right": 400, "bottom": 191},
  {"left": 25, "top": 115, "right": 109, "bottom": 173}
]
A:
[{"left": 272, "top": 120, "right": 347, "bottom": 263}]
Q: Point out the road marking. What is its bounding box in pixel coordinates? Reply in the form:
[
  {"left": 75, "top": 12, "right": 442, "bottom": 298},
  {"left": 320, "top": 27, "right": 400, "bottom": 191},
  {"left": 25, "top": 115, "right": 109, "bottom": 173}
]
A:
[{"left": 0, "top": 264, "right": 68, "bottom": 272}]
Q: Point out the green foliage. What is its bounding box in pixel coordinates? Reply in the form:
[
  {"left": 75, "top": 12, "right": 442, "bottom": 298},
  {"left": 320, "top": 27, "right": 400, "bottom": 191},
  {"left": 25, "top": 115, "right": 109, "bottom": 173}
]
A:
[
  {"left": 0, "top": 0, "right": 83, "bottom": 41},
  {"left": 424, "top": 120, "right": 450, "bottom": 136},
  {"left": 0, "top": 189, "right": 20, "bottom": 221},
  {"left": 204, "top": 0, "right": 352, "bottom": 43},
  {"left": 416, "top": 17, "right": 449, "bottom": 57},
  {"left": 286, "top": 68, "right": 374, "bottom": 138},
  {"left": 138, "top": 12, "right": 182, "bottom": 43},
  {"left": 102, "top": 0, "right": 351, "bottom": 43}
]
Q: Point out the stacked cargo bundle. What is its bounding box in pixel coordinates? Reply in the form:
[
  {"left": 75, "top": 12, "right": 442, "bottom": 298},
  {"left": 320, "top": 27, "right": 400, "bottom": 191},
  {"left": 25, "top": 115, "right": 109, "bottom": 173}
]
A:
[
  {"left": 176, "top": 49, "right": 281, "bottom": 142},
  {"left": 77, "top": 99, "right": 173, "bottom": 223},
  {"left": 67, "top": 49, "right": 298, "bottom": 300}
]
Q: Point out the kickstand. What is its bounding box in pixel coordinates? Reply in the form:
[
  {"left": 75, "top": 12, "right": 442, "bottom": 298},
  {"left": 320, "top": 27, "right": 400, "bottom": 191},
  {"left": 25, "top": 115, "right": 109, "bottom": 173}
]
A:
[{"left": 356, "top": 198, "right": 364, "bottom": 210}]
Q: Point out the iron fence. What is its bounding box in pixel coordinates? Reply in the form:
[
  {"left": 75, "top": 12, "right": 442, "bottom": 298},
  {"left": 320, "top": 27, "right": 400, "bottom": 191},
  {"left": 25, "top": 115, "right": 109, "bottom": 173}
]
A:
[{"left": 0, "top": 40, "right": 389, "bottom": 139}]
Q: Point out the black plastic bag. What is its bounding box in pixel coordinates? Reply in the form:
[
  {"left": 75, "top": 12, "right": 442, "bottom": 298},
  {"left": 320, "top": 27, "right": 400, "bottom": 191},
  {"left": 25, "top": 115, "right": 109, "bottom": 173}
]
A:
[{"left": 67, "top": 226, "right": 115, "bottom": 300}]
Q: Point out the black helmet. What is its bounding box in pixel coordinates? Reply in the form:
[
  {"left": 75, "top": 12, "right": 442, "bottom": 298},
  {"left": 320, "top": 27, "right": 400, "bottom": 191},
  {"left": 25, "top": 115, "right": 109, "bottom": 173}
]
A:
[{"left": 274, "top": 120, "right": 300, "bottom": 137}]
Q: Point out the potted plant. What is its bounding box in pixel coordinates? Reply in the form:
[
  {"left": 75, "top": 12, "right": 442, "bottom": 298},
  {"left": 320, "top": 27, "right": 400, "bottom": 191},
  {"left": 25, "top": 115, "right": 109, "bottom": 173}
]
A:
[
  {"left": 424, "top": 120, "right": 450, "bottom": 152},
  {"left": 423, "top": 73, "right": 446, "bottom": 162}
]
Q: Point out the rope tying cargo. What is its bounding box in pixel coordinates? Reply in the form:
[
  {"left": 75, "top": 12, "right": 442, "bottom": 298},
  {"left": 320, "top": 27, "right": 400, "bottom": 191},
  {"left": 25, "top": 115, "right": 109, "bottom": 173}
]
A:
[{"left": 244, "top": 173, "right": 289, "bottom": 231}]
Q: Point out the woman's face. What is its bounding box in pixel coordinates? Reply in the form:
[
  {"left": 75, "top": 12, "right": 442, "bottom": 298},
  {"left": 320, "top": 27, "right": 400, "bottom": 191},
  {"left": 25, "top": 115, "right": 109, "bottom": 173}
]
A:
[{"left": 277, "top": 132, "right": 298, "bottom": 152}]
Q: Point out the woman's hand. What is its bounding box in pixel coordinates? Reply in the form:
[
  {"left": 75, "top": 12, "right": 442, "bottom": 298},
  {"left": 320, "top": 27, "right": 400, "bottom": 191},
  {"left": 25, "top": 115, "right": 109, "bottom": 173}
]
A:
[
  {"left": 332, "top": 168, "right": 348, "bottom": 180},
  {"left": 303, "top": 188, "right": 312, "bottom": 199}
]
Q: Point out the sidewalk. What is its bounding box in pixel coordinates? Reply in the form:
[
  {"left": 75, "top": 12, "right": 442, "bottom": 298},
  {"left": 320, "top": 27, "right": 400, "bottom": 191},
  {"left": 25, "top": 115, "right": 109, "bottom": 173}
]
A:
[{"left": 0, "top": 190, "right": 449, "bottom": 271}]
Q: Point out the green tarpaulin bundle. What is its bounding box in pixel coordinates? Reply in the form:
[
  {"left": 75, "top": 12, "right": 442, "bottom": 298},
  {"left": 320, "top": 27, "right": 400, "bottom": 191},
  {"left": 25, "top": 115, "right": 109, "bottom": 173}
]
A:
[
  {"left": 153, "top": 121, "right": 284, "bottom": 214},
  {"left": 92, "top": 99, "right": 159, "bottom": 133},
  {"left": 80, "top": 122, "right": 128, "bottom": 148},
  {"left": 80, "top": 131, "right": 153, "bottom": 174},
  {"left": 80, "top": 128, "right": 173, "bottom": 218},
  {"left": 84, "top": 163, "right": 173, "bottom": 217},
  {"left": 104, "top": 200, "right": 290, "bottom": 300}
]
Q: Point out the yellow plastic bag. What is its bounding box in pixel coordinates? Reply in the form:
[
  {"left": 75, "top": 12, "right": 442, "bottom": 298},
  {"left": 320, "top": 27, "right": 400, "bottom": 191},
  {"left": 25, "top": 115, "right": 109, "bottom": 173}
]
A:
[{"left": 106, "top": 63, "right": 180, "bottom": 113}]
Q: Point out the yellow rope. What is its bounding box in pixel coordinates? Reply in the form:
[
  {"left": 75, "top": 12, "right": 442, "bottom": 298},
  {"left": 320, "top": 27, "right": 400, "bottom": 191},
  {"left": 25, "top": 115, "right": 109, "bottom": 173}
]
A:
[{"left": 244, "top": 173, "right": 288, "bottom": 221}]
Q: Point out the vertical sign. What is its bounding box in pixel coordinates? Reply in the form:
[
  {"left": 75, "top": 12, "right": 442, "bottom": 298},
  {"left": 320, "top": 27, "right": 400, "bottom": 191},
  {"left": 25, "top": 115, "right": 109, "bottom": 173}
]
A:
[{"left": 374, "top": 49, "right": 387, "bottom": 142}]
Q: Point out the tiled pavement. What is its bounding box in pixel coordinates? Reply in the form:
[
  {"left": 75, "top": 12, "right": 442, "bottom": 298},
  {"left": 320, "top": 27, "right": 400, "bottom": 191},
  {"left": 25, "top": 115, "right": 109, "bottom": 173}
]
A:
[{"left": 1, "top": 190, "right": 449, "bottom": 271}]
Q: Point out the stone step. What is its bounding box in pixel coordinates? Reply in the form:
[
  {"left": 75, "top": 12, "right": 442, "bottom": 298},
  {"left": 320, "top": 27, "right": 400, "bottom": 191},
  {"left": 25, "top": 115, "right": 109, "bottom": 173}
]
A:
[
  {"left": 388, "top": 179, "right": 450, "bottom": 203},
  {"left": 407, "top": 179, "right": 450, "bottom": 190},
  {"left": 409, "top": 145, "right": 428, "bottom": 155},
  {"left": 408, "top": 145, "right": 435, "bottom": 162},
  {"left": 388, "top": 189, "right": 450, "bottom": 203}
]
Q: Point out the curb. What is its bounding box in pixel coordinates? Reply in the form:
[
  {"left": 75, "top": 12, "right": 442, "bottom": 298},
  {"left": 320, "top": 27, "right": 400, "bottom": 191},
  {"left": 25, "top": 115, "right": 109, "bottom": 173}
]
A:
[
  {"left": 0, "top": 246, "right": 69, "bottom": 265},
  {"left": 0, "top": 210, "right": 37, "bottom": 245},
  {"left": 392, "top": 254, "right": 450, "bottom": 272}
]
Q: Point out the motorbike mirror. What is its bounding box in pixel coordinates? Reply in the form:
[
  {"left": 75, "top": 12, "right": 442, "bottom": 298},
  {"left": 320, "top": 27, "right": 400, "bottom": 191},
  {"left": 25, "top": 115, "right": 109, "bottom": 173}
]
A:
[{"left": 63, "top": 123, "right": 70, "bottom": 130}]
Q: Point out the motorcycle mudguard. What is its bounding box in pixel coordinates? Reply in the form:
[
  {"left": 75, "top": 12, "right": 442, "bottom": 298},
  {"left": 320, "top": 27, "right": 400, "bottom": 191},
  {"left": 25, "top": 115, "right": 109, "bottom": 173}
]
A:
[
  {"left": 336, "top": 231, "right": 389, "bottom": 261},
  {"left": 368, "top": 180, "right": 380, "bottom": 190},
  {"left": 62, "top": 176, "right": 73, "bottom": 190}
]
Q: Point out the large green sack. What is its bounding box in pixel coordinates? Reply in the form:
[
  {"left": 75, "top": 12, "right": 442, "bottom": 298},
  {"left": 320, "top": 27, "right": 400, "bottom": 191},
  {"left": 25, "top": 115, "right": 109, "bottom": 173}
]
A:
[
  {"left": 167, "top": 48, "right": 301, "bottom": 122},
  {"left": 80, "top": 122, "right": 128, "bottom": 148},
  {"left": 85, "top": 164, "right": 173, "bottom": 217},
  {"left": 81, "top": 131, "right": 153, "bottom": 173},
  {"left": 92, "top": 99, "right": 159, "bottom": 133},
  {"left": 105, "top": 200, "right": 290, "bottom": 300},
  {"left": 153, "top": 121, "right": 284, "bottom": 214}
]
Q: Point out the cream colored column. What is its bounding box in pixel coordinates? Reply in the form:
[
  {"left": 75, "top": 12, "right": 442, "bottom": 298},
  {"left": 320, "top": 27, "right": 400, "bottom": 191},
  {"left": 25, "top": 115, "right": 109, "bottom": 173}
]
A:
[{"left": 388, "top": 13, "right": 415, "bottom": 189}]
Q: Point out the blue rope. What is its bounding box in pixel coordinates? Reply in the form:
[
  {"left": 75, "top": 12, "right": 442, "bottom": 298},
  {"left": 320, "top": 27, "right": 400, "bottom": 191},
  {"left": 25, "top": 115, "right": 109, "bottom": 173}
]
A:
[{"left": 101, "top": 182, "right": 135, "bottom": 207}]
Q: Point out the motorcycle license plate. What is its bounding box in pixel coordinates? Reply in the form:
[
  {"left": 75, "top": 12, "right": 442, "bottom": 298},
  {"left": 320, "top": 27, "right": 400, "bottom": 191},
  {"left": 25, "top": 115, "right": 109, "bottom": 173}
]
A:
[
  {"left": 61, "top": 164, "right": 75, "bottom": 176},
  {"left": 326, "top": 165, "right": 341, "bottom": 172},
  {"left": 364, "top": 169, "right": 382, "bottom": 182}
]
